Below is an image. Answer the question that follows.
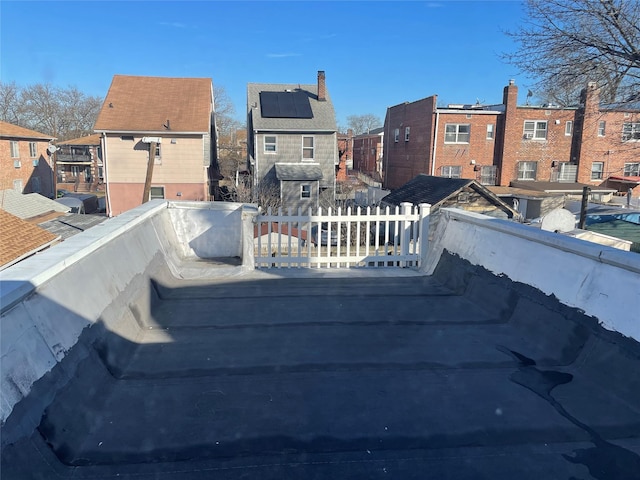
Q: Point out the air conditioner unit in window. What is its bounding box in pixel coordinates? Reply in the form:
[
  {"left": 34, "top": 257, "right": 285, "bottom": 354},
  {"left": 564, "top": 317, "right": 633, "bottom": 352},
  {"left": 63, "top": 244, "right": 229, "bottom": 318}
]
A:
[
  {"left": 13, "top": 160, "right": 21, "bottom": 168},
  {"left": 524, "top": 133, "right": 534, "bottom": 139}
]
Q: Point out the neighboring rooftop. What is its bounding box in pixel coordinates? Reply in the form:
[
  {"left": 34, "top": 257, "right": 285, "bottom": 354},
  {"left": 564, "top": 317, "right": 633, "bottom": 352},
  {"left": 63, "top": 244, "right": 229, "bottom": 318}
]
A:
[
  {"left": 58, "top": 133, "right": 102, "bottom": 146},
  {"left": 0, "top": 120, "right": 55, "bottom": 140},
  {"left": 38, "top": 213, "right": 109, "bottom": 240},
  {"left": 94, "top": 75, "right": 213, "bottom": 133},
  {"left": 0, "top": 189, "right": 70, "bottom": 220},
  {"left": 0, "top": 210, "right": 59, "bottom": 270}
]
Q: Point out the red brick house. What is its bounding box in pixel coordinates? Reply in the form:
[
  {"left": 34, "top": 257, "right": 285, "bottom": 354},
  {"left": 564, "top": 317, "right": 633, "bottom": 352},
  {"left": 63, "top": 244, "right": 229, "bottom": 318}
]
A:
[
  {"left": 0, "top": 121, "right": 55, "bottom": 197},
  {"left": 56, "top": 134, "right": 103, "bottom": 194},
  {"left": 383, "top": 80, "right": 640, "bottom": 194},
  {"left": 352, "top": 127, "right": 384, "bottom": 181}
]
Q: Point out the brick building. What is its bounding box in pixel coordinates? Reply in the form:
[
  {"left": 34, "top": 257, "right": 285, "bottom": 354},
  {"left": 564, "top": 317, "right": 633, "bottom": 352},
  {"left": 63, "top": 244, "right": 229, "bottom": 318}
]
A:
[
  {"left": 352, "top": 127, "right": 384, "bottom": 181},
  {"left": 383, "top": 80, "right": 640, "bottom": 193},
  {"left": 0, "top": 121, "right": 55, "bottom": 197}
]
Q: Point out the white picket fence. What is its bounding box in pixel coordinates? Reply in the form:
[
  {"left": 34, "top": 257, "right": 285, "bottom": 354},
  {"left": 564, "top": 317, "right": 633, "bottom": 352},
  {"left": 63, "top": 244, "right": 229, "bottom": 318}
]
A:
[{"left": 254, "top": 202, "right": 431, "bottom": 269}]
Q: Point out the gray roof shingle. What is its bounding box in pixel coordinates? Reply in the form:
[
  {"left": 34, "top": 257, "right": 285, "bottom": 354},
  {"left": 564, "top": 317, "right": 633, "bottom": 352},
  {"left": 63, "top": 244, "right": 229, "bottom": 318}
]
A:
[
  {"left": 0, "top": 190, "right": 70, "bottom": 220},
  {"left": 275, "top": 163, "right": 323, "bottom": 181},
  {"left": 248, "top": 83, "right": 337, "bottom": 132}
]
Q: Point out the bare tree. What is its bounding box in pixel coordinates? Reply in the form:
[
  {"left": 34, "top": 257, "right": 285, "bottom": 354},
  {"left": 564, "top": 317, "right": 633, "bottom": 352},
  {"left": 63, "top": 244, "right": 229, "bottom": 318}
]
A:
[
  {"left": 0, "top": 81, "right": 102, "bottom": 140},
  {"left": 347, "top": 114, "right": 382, "bottom": 135},
  {"left": 504, "top": 0, "right": 640, "bottom": 105}
]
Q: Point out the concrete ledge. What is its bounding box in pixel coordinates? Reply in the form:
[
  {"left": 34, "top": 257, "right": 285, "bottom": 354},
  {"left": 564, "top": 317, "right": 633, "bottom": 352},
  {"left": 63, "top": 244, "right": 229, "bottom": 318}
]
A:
[{"left": 424, "top": 208, "right": 640, "bottom": 341}]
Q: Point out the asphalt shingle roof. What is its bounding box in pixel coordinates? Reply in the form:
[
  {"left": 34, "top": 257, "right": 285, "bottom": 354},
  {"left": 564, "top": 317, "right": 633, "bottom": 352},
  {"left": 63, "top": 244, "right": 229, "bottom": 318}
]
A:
[
  {"left": 59, "top": 134, "right": 102, "bottom": 146},
  {"left": 0, "top": 121, "right": 54, "bottom": 140},
  {"left": 248, "top": 82, "right": 337, "bottom": 132},
  {"left": 0, "top": 190, "right": 70, "bottom": 220},
  {"left": 94, "top": 75, "right": 213, "bottom": 133},
  {"left": 275, "top": 163, "right": 323, "bottom": 181},
  {"left": 381, "top": 175, "right": 473, "bottom": 207},
  {"left": 0, "top": 210, "right": 59, "bottom": 270}
]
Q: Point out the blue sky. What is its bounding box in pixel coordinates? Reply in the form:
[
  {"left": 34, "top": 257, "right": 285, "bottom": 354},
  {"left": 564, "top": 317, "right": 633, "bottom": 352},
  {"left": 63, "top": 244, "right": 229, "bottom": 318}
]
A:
[{"left": 1, "top": 0, "right": 532, "bottom": 128}]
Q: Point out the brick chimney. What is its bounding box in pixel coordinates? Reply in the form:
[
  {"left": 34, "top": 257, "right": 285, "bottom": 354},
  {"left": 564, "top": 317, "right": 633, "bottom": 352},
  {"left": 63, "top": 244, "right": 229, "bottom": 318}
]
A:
[{"left": 317, "top": 71, "right": 326, "bottom": 101}]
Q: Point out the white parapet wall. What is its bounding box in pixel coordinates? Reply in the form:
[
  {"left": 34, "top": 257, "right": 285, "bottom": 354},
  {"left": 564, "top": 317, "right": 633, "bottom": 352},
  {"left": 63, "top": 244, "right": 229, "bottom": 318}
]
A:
[
  {"left": 0, "top": 200, "right": 258, "bottom": 425},
  {"left": 423, "top": 208, "right": 640, "bottom": 342}
]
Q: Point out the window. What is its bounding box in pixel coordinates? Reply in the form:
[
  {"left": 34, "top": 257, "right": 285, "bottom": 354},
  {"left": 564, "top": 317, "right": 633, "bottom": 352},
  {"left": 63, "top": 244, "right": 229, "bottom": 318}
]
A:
[
  {"left": 153, "top": 143, "right": 162, "bottom": 165},
  {"left": 264, "top": 135, "right": 277, "bottom": 153},
  {"left": 591, "top": 162, "right": 604, "bottom": 180},
  {"left": 565, "top": 121, "right": 573, "bottom": 136},
  {"left": 524, "top": 121, "right": 547, "bottom": 139},
  {"left": 440, "top": 165, "right": 461, "bottom": 178},
  {"left": 624, "top": 163, "right": 640, "bottom": 177},
  {"left": 71, "top": 165, "right": 80, "bottom": 177},
  {"left": 517, "top": 161, "right": 538, "bottom": 180},
  {"left": 31, "top": 177, "right": 41, "bottom": 193},
  {"left": 29, "top": 142, "right": 37, "bottom": 157},
  {"left": 10, "top": 141, "right": 19, "bottom": 158},
  {"left": 486, "top": 124, "right": 494, "bottom": 140},
  {"left": 13, "top": 179, "right": 23, "bottom": 192},
  {"left": 480, "top": 165, "right": 497, "bottom": 185},
  {"left": 622, "top": 123, "right": 640, "bottom": 141},
  {"left": 405, "top": 127, "right": 410, "bottom": 142},
  {"left": 444, "top": 124, "right": 470, "bottom": 143},
  {"left": 394, "top": 128, "right": 399, "bottom": 142},
  {"left": 302, "top": 136, "right": 314, "bottom": 160},
  {"left": 598, "top": 121, "right": 606, "bottom": 136},
  {"left": 121, "top": 135, "right": 134, "bottom": 141},
  {"left": 150, "top": 186, "right": 165, "bottom": 200},
  {"left": 301, "top": 184, "right": 311, "bottom": 199},
  {"left": 154, "top": 143, "right": 161, "bottom": 158}
]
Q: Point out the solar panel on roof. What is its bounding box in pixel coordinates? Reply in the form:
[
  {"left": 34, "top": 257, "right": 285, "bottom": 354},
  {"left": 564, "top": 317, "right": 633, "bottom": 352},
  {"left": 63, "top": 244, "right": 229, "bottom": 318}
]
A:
[{"left": 260, "top": 91, "right": 314, "bottom": 118}]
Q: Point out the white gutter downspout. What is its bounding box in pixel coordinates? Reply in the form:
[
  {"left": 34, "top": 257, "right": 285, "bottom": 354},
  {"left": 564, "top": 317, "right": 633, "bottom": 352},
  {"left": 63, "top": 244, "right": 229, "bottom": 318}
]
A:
[
  {"left": 431, "top": 110, "right": 439, "bottom": 176},
  {"left": 101, "top": 132, "right": 113, "bottom": 217}
]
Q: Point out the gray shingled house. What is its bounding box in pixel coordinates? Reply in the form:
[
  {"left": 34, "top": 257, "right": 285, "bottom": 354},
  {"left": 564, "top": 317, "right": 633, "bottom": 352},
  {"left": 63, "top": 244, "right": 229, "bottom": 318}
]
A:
[{"left": 247, "top": 71, "right": 338, "bottom": 211}]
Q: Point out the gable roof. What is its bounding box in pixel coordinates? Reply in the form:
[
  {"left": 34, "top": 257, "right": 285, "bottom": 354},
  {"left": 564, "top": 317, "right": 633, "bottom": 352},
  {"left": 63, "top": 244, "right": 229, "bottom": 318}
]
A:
[
  {"left": 94, "top": 75, "right": 213, "bottom": 133},
  {"left": 59, "top": 133, "right": 101, "bottom": 146},
  {"left": 381, "top": 174, "right": 517, "bottom": 217},
  {"left": 248, "top": 83, "right": 336, "bottom": 132},
  {"left": 0, "top": 210, "right": 60, "bottom": 270},
  {"left": 0, "top": 121, "right": 54, "bottom": 140},
  {"left": 0, "top": 190, "right": 70, "bottom": 220}
]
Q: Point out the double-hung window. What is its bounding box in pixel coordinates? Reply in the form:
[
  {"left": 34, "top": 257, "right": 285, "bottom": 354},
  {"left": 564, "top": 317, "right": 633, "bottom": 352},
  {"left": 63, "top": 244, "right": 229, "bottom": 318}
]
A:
[
  {"left": 598, "top": 121, "right": 606, "bottom": 136},
  {"left": 29, "top": 142, "right": 37, "bottom": 157},
  {"left": 264, "top": 136, "right": 277, "bottom": 153},
  {"left": 301, "top": 184, "right": 311, "bottom": 199},
  {"left": 404, "top": 127, "right": 410, "bottom": 142},
  {"left": 517, "top": 161, "right": 538, "bottom": 180},
  {"left": 622, "top": 123, "right": 640, "bottom": 141},
  {"left": 302, "top": 136, "right": 314, "bottom": 160},
  {"left": 565, "top": 121, "right": 573, "bottom": 136},
  {"left": 444, "top": 124, "right": 470, "bottom": 144},
  {"left": 394, "top": 128, "right": 399, "bottom": 142},
  {"left": 591, "top": 162, "right": 604, "bottom": 180},
  {"left": 486, "top": 124, "right": 495, "bottom": 140},
  {"left": 10, "top": 141, "right": 19, "bottom": 158},
  {"left": 624, "top": 163, "right": 640, "bottom": 177},
  {"left": 440, "top": 165, "right": 461, "bottom": 178},
  {"left": 524, "top": 121, "right": 547, "bottom": 139}
]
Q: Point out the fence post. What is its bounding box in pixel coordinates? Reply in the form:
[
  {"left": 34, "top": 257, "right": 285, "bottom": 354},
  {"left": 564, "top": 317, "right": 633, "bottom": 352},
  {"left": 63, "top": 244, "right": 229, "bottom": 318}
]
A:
[
  {"left": 400, "top": 202, "right": 412, "bottom": 267},
  {"left": 418, "top": 203, "right": 431, "bottom": 268}
]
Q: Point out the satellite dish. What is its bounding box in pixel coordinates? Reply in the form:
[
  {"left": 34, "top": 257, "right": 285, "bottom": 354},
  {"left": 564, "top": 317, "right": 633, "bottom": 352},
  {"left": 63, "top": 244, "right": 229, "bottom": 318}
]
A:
[
  {"left": 540, "top": 208, "right": 576, "bottom": 233},
  {"left": 47, "top": 145, "right": 58, "bottom": 154}
]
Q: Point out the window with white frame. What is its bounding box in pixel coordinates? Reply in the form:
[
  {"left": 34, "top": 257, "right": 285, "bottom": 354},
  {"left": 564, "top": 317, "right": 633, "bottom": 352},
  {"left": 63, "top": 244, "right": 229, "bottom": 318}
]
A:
[
  {"left": 486, "top": 124, "right": 494, "bottom": 140},
  {"left": 523, "top": 121, "right": 547, "bottom": 139},
  {"left": 264, "top": 135, "right": 277, "bottom": 153},
  {"left": 13, "top": 179, "right": 23, "bottom": 192},
  {"left": 394, "top": 128, "right": 399, "bottom": 142},
  {"left": 150, "top": 186, "right": 165, "bottom": 200},
  {"left": 480, "top": 165, "right": 497, "bottom": 185},
  {"left": 10, "top": 141, "right": 19, "bottom": 158},
  {"left": 153, "top": 143, "right": 162, "bottom": 164},
  {"left": 440, "top": 165, "right": 462, "bottom": 178},
  {"left": 405, "top": 126, "right": 410, "bottom": 142},
  {"left": 29, "top": 142, "right": 37, "bottom": 157},
  {"left": 301, "top": 184, "right": 311, "bottom": 199},
  {"left": 444, "top": 124, "right": 470, "bottom": 143},
  {"left": 591, "top": 162, "right": 604, "bottom": 180},
  {"left": 517, "top": 161, "right": 538, "bottom": 180},
  {"left": 302, "top": 136, "right": 314, "bottom": 160},
  {"left": 624, "top": 163, "right": 640, "bottom": 177},
  {"left": 565, "top": 121, "right": 573, "bottom": 136},
  {"left": 622, "top": 123, "right": 640, "bottom": 141},
  {"left": 598, "top": 121, "right": 606, "bottom": 136}
]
